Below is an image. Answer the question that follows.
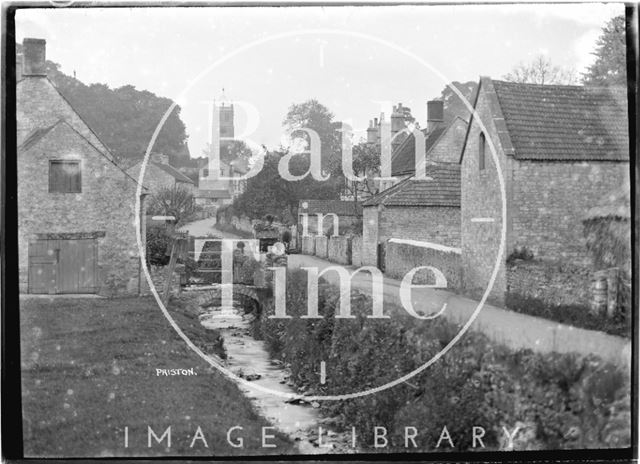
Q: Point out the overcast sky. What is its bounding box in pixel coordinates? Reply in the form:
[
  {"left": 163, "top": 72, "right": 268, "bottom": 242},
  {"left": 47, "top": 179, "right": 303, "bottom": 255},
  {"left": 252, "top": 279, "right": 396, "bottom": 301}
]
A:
[{"left": 16, "top": 3, "right": 623, "bottom": 158}]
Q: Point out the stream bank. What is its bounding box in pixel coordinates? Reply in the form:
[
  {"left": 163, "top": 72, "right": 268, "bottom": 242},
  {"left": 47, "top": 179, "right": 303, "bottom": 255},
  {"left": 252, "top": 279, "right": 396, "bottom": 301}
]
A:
[{"left": 195, "top": 296, "right": 354, "bottom": 454}]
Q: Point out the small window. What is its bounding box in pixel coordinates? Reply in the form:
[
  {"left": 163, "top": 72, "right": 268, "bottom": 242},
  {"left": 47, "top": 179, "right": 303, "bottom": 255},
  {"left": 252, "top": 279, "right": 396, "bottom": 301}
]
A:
[
  {"left": 478, "top": 133, "right": 486, "bottom": 171},
  {"left": 49, "top": 160, "right": 81, "bottom": 193}
]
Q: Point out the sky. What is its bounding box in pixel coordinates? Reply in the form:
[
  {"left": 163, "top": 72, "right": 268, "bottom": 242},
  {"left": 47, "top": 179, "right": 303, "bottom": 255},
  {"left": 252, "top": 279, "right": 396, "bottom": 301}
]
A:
[{"left": 16, "top": 3, "right": 623, "bottom": 158}]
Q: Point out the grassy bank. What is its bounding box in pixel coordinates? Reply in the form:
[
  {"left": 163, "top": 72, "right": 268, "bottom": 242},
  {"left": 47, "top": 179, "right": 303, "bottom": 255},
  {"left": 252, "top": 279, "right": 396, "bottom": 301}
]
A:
[
  {"left": 252, "top": 270, "right": 632, "bottom": 452},
  {"left": 20, "top": 295, "right": 294, "bottom": 457}
]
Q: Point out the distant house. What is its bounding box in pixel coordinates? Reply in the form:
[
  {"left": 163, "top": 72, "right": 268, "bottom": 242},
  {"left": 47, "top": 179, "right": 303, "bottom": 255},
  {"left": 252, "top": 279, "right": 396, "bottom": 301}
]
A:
[
  {"left": 126, "top": 153, "right": 195, "bottom": 195},
  {"left": 361, "top": 164, "right": 461, "bottom": 267},
  {"left": 297, "top": 199, "right": 362, "bottom": 241},
  {"left": 17, "top": 38, "right": 148, "bottom": 295},
  {"left": 194, "top": 188, "right": 232, "bottom": 208},
  {"left": 360, "top": 100, "right": 467, "bottom": 267},
  {"left": 460, "top": 77, "right": 629, "bottom": 302},
  {"left": 197, "top": 158, "right": 248, "bottom": 207}
]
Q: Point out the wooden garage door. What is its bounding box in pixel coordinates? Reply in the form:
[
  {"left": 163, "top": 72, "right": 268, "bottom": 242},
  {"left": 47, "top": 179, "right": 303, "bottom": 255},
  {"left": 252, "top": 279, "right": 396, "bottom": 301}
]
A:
[{"left": 28, "top": 239, "right": 97, "bottom": 294}]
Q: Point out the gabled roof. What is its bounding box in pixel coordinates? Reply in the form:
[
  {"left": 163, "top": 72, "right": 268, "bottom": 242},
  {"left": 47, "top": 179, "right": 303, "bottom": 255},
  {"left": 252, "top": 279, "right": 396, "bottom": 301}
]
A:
[
  {"left": 195, "top": 189, "right": 231, "bottom": 199},
  {"left": 363, "top": 164, "right": 460, "bottom": 208},
  {"left": 298, "top": 199, "right": 362, "bottom": 216},
  {"left": 390, "top": 125, "right": 448, "bottom": 176},
  {"left": 150, "top": 162, "right": 195, "bottom": 184},
  {"left": 19, "top": 119, "right": 147, "bottom": 190},
  {"left": 462, "top": 78, "right": 629, "bottom": 162}
]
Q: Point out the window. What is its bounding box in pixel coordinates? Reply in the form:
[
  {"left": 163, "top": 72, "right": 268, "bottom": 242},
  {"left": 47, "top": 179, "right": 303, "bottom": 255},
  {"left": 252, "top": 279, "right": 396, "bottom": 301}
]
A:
[
  {"left": 49, "top": 160, "right": 81, "bottom": 193},
  {"left": 478, "top": 133, "right": 486, "bottom": 171}
]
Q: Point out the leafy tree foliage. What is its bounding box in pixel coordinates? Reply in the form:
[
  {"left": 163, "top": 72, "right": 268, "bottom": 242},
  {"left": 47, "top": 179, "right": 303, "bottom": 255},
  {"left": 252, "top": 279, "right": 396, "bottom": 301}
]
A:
[
  {"left": 504, "top": 55, "right": 577, "bottom": 85},
  {"left": 438, "top": 81, "right": 479, "bottom": 123},
  {"left": 147, "top": 186, "right": 196, "bottom": 227},
  {"left": 583, "top": 15, "right": 627, "bottom": 87},
  {"left": 17, "top": 43, "right": 190, "bottom": 163}
]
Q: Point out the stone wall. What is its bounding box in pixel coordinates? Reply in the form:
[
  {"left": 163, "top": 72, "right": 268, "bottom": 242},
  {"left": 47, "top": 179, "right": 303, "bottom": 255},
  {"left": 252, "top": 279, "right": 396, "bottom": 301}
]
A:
[
  {"left": 314, "top": 236, "right": 328, "bottom": 259},
  {"left": 141, "top": 264, "right": 182, "bottom": 297},
  {"left": 327, "top": 236, "right": 352, "bottom": 265},
  {"left": 362, "top": 207, "right": 379, "bottom": 266},
  {"left": 506, "top": 259, "right": 592, "bottom": 308},
  {"left": 511, "top": 161, "right": 629, "bottom": 267},
  {"left": 351, "top": 235, "right": 363, "bottom": 267},
  {"left": 385, "top": 239, "right": 462, "bottom": 289},
  {"left": 18, "top": 120, "right": 144, "bottom": 296},
  {"left": 460, "top": 82, "right": 514, "bottom": 304},
  {"left": 301, "top": 236, "right": 315, "bottom": 255}
]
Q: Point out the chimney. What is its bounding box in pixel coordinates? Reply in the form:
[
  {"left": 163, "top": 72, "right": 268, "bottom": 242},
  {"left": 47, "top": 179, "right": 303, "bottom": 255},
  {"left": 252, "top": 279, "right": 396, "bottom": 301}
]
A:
[
  {"left": 22, "top": 38, "right": 47, "bottom": 76},
  {"left": 366, "top": 120, "right": 377, "bottom": 144},
  {"left": 150, "top": 153, "right": 169, "bottom": 164},
  {"left": 16, "top": 53, "right": 23, "bottom": 81},
  {"left": 427, "top": 100, "right": 444, "bottom": 133}
]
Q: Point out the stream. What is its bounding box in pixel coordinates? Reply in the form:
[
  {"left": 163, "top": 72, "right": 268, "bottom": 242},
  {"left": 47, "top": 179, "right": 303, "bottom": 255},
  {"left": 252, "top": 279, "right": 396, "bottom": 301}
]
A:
[{"left": 198, "top": 301, "right": 351, "bottom": 454}]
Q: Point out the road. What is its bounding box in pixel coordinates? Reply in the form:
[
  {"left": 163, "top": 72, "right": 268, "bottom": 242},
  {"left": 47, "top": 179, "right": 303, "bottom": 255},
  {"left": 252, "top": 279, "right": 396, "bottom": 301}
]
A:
[
  {"left": 287, "top": 254, "right": 631, "bottom": 366},
  {"left": 179, "top": 216, "right": 243, "bottom": 239}
]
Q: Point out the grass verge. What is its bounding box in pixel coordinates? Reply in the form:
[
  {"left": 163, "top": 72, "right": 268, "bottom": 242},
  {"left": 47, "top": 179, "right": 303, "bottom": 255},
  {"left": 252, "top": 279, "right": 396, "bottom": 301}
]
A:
[{"left": 20, "top": 295, "right": 295, "bottom": 457}]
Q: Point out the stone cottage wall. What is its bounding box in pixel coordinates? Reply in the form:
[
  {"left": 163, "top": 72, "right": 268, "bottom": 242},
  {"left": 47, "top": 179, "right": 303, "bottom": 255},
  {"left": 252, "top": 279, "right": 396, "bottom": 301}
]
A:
[
  {"left": 511, "top": 161, "right": 629, "bottom": 267},
  {"left": 362, "top": 207, "right": 379, "bottom": 266},
  {"left": 301, "top": 236, "right": 315, "bottom": 255},
  {"left": 314, "top": 236, "right": 329, "bottom": 259},
  {"left": 351, "top": 235, "right": 363, "bottom": 267},
  {"left": 385, "top": 239, "right": 462, "bottom": 289},
  {"left": 18, "top": 123, "right": 144, "bottom": 296},
  {"left": 460, "top": 83, "right": 510, "bottom": 304},
  {"left": 377, "top": 206, "right": 460, "bottom": 248}
]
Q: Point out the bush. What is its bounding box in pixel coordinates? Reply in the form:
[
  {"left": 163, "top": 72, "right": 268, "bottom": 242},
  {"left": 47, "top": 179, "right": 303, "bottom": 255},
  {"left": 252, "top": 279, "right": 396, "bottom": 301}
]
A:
[
  {"left": 252, "top": 270, "right": 631, "bottom": 451},
  {"left": 146, "top": 227, "right": 172, "bottom": 266},
  {"left": 505, "top": 292, "right": 630, "bottom": 338}
]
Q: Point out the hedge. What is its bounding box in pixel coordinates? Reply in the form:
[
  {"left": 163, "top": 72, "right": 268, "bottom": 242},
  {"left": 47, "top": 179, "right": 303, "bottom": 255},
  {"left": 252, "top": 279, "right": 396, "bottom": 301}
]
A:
[{"left": 252, "top": 270, "right": 631, "bottom": 451}]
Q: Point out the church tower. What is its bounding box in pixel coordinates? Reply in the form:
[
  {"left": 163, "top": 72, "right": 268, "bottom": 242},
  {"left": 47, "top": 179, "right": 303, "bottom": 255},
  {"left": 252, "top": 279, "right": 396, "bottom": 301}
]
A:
[{"left": 217, "top": 88, "right": 234, "bottom": 141}]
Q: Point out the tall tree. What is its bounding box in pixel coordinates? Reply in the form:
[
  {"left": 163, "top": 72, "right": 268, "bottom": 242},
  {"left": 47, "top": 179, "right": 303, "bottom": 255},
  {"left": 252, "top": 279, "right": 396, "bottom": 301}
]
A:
[
  {"left": 438, "top": 81, "right": 479, "bottom": 124},
  {"left": 504, "top": 55, "right": 577, "bottom": 85},
  {"left": 583, "top": 15, "right": 627, "bottom": 87},
  {"left": 17, "top": 43, "right": 190, "bottom": 163}
]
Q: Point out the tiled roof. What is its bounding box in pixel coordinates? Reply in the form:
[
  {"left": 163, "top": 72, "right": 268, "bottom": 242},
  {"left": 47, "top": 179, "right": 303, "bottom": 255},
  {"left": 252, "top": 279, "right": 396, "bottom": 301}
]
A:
[
  {"left": 363, "top": 164, "right": 460, "bottom": 207},
  {"left": 195, "top": 189, "right": 231, "bottom": 199},
  {"left": 298, "top": 199, "right": 362, "bottom": 216},
  {"left": 492, "top": 80, "right": 628, "bottom": 161},
  {"left": 151, "top": 162, "right": 195, "bottom": 184},
  {"left": 391, "top": 125, "right": 448, "bottom": 176}
]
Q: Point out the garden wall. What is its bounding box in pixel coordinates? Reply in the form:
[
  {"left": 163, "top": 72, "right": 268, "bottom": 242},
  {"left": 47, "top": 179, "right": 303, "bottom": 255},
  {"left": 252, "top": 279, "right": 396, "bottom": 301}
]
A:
[
  {"left": 141, "top": 265, "right": 183, "bottom": 296},
  {"left": 314, "top": 236, "right": 328, "bottom": 258},
  {"left": 506, "top": 259, "right": 592, "bottom": 308},
  {"left": 351, "top": 235, "right": 363, "bottom": 267},
  {"left": 384, "top": 238, "right": 462, "bottom": 289},
  {"left": 301, "top": 236, "right": 315, "bottom": 255},
  {"left": 327, "top": 236, "right": 351, "bottom": 264}
]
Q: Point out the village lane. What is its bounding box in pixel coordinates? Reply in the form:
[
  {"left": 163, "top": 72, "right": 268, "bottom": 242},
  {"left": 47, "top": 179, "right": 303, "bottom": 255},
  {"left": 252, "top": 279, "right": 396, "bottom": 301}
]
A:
[
  {"left": 287, "top": 254, "right": 630, "bottom": 367},
  {"left": 179, "top": 216, "right": 244, "bottom": 239}
]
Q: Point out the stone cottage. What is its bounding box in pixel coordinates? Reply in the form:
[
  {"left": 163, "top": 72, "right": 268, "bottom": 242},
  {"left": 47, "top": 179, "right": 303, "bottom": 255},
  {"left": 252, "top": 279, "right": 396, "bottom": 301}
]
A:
[
  {"left": 17, "top": 38, "right": 148, "bottom": 295},
  {"left": 360, "top": 100, "right": 467, "bottom": 267},
  {"left": 361, "top": 164, "right": 461, "bottom": 267},
  {"left": 126, "top": 153, "right": 195, "bottom": 195},
  {"left": 460, "top": 77, "right": 629, "bottom": 303}
]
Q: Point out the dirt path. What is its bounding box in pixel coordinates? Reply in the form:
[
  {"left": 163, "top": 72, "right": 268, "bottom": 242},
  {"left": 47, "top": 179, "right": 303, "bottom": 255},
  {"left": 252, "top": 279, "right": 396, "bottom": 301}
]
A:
[{"left": 288, "top": 254, "right": 631, "bottom": 367}]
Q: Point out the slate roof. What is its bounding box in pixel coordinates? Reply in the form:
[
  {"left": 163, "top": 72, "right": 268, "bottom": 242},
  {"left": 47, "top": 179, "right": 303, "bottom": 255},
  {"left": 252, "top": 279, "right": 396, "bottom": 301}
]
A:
[
  {"left": 492, "top": 80, "right": 629, "bottom": 161},
  {"left": 150, "top": 161, "right": 195, "bottom": 184},
  {"left": 298, "top": 199, "right": 362, "bottom": 216},
  {"left": 363, "top": 164, "right": 461, "bottom": 207},
  {"left": 391, "top": 125, "right": 448, "bottom": 176}
]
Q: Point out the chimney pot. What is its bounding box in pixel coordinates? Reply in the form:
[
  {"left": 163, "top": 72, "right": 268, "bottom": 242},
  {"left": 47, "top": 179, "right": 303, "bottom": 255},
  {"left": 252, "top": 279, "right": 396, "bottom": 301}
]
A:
[
  {"left": 22, "top": 38, "right": 47, "bottom": 76},
  {"left": 427, "top": 100, "right": 444, "bottom": 133}
]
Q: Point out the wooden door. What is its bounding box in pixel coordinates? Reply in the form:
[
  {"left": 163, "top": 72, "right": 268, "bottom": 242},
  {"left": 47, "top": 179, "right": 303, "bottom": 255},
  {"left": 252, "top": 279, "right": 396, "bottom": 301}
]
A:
[{"left": 29, "top": 238, "right": 97, "bottom": 294}]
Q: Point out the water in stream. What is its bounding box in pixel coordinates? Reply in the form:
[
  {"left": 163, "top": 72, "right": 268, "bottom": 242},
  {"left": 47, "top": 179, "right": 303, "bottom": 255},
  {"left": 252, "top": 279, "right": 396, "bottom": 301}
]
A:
[{"left": 198, "top": 303, "right": 349, "bottom": 454}]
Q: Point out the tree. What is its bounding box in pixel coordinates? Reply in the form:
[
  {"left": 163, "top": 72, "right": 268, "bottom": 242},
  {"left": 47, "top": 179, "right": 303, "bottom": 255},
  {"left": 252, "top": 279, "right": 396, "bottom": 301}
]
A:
[
  {"left": 583, "top": 15, "right": 627, "bottom": 87},
  {"left": 341, "top": 141, "right": 381, "bottom": 203},
  {"left": 438, "top": 81, "right": 478, "bottom": 124},
  {"left": 202, "top": 139, "right": 254, "bottom": 167},
  {"left": 17, "top": 43, "right": 191, "bottom": 163},
  {"left": 504, "top": 55, "right": 577, "bottom": 85},
  {"left": 147, "top": 186, "right": 196, "bottom": 227},
  {"left": 283, "top": 99, "right": 342, "bottom": 174}
]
